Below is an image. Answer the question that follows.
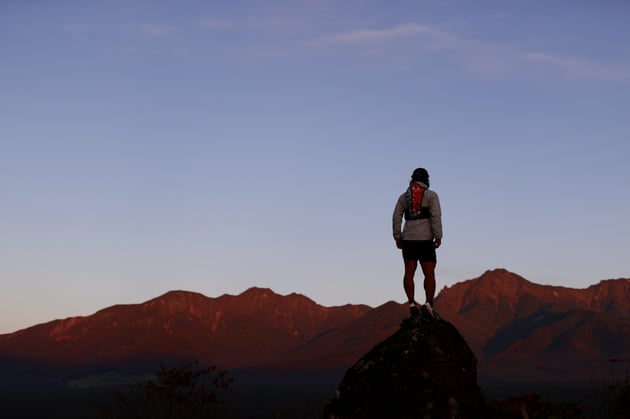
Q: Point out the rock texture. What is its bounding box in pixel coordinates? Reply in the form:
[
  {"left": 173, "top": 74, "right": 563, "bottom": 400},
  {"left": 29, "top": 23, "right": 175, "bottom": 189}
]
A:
[{"left": 324, "top": 312, "right": 484, "bottom": 419}]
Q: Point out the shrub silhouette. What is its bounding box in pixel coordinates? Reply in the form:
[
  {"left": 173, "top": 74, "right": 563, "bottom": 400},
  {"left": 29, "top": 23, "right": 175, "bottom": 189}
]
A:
[
  {"left": 593, "top": 358, "right": 630, "bottom": 419},
  {"left": 112, "top": 360, "right": 233, "bottom": 419}
]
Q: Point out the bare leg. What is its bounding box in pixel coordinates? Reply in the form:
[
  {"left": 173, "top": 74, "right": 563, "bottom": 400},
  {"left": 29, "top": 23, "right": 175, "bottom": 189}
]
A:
[
  {"left": 403, "top": 259, "right": 418, "bottom": 303},
  {"left": 420, "top": 261, "right": 436, "bottom": 305}
]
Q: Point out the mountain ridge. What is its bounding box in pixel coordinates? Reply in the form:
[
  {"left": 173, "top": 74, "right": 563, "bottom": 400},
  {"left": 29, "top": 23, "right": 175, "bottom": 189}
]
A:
[
  {"left": 1, "top": 268, "right": 628, "bottom": 381},
  {"left": 434, "top": 269, "right": 630, "bottom": 379}
]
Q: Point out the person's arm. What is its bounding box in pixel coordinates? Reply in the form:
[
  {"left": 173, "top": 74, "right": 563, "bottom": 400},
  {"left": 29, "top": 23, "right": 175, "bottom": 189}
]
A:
[
  {"left": 392, "top": 195, "right": 405, "bottom": 248},
  {"left": 430, "top": 193, "right": 442, "bottom": 247}
]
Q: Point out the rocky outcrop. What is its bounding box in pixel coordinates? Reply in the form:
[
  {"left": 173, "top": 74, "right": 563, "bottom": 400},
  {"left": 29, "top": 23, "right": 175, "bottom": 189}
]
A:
[{"left": 324, "top": 312, "right": 485, "bottom": 419}]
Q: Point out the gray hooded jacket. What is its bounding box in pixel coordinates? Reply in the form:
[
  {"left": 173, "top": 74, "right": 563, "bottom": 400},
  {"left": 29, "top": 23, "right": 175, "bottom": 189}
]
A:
[{"left": 392, "top": 182, "right": 442, "bottom": 242}]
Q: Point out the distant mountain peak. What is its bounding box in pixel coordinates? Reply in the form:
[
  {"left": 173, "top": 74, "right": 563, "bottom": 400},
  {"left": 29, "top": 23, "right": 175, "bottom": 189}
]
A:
[
  {"left": 229, "top": 287, "right": 320, "bottom": 309},
  {"left": 156, "top": 289, "right": 208, "bottom": 300},
  {"left": 478, "top": 268, "right": 529, "bottom": 283},
  {"left": 238, "top": 287, "right": 277, "bottom": 297},
  {"left": 467, "top": 269, "right": 535, "bottom": 302},
  {"left": 139, "top": 290, "right": 211, "bottom": 312}
]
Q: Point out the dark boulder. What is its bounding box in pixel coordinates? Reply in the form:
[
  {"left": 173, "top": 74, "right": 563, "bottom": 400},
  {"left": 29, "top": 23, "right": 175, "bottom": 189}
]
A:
[{"left": 324, "top": 312, "right": 486, "bottom": 418}]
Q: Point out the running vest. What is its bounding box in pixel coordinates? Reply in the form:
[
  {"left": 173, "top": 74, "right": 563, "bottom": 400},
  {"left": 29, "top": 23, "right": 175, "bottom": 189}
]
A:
[{"left": 404, "top": 183, "right": 431, "bottom": 220}]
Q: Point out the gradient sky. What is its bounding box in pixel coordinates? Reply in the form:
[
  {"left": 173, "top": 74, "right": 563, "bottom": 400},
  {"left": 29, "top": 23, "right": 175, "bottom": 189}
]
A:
[{"left": 2, "top": 0, "right": 629, "bottom": 334}]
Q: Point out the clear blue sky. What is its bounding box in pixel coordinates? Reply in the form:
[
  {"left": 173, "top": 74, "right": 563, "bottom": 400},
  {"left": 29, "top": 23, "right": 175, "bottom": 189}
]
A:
[{"left": 2, "top": 0, "right": 629, "bottom": 333}]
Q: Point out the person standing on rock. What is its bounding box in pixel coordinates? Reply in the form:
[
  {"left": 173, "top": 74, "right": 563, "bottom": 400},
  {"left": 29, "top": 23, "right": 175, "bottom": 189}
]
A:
[{"left": 392, "top": 168, "right": 443, "bottom": 316}]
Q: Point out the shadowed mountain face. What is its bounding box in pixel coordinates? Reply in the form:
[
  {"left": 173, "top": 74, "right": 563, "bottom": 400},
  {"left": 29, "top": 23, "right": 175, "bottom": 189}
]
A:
[
  {"left": 1, "top": 269, "right": 628, "bottom": 382},
  {"left": 434, "top": 269, "right": 630, "bottom": 380}
]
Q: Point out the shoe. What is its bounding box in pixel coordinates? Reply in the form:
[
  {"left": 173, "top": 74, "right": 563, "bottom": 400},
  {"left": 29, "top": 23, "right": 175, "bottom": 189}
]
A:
[
  {"left": 409, "top": 302, "right": 420, "bottom": 316},
  {"left": 421, "top": 302, "right": 435, "bottom": 318}
]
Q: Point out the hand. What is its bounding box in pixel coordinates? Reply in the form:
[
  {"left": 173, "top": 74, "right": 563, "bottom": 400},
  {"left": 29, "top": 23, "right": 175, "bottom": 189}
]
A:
[
  {"left": 434, "top": 238, "right": 442, "bottom": 249},
  {"left": 395, "top": 239, "right": 402, "bottom": 249}
]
